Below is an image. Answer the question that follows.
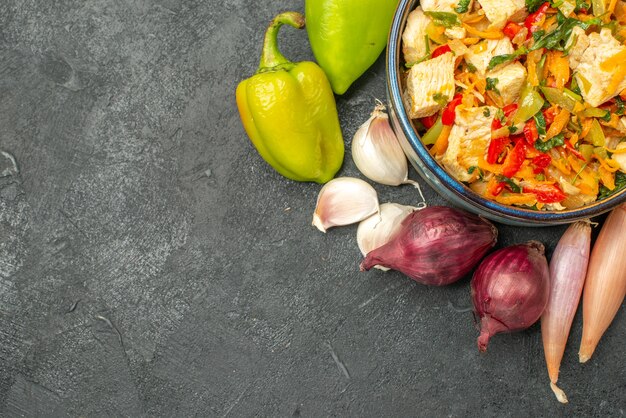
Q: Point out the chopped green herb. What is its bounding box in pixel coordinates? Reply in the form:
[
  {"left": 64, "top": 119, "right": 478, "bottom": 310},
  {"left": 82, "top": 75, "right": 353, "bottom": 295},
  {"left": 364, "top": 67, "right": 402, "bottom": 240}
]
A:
[
  {"left": 533, "top": 112, "right": 547, "bottom": 136},
  {"left": 601, "top": 110, "right": 612, "bottom": 122},
  {"left": 455, "top": 0, "right": 471, "bottom": 13},
  {"left": 468, "top": 166, "right": 485, "bottom": 180},
  {"left": 532, "top": 30, "right": 546, "bottom": 42},
  {"left": 495, "top": 108, "right": 506, "bottom": 124},
  {"left": 497, "top": 175, "right": 522, "bottom": 193},
  {"left": 535, "top": 173, "right": 546, "bottom": 181},
  {"left": 508, "top": 126, "right": 519, "bottom": 133},
  {"left": 571, "top": 162, "right": 588, "bottom": 184},
  {"left": 424, "top": 11, "right": 461, "bottom": 28},
  {"left": 466, "top": 62, "right": 478, "bottom": 73},
  {"left": 526, "top": 0, "right": 546, "bottom": 12},
  {"left": 531, "top": 17, "right": 602, "bottom": 52},
  {"left": 486, "top": 77, "right": 500, "bottom": 94},
  {"left": 563, "top": 33, "right": 578, "bottom": 56},
  {"left": 575, "top": 0, "right": 590, "bottom": 12},
  {"left": 598, "top": 171, "right": 626, "bottom": 199},
  {"left": 488, "top": 46, "right": 528, "bottom": 70},
  {"left": 432, "top": 93, "right": 450, "bottom": 106},
  {"left": 616, "top": 96, "right": 625, "bottom": 116},
  {"left": 570, "top": 74, "right": 582, "bottom": 96},
  {"left": 534, "top": 133, "right": 565, "bottom": 152},
  {"left": 483, "top": 108, "right": 491, "bottom": 117}
]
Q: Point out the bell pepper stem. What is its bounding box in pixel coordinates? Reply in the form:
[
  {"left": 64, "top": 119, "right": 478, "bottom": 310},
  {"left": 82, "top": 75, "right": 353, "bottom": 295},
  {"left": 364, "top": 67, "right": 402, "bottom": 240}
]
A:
[{"left": 257, "top": 12, "right": 305, "bottom": 73}]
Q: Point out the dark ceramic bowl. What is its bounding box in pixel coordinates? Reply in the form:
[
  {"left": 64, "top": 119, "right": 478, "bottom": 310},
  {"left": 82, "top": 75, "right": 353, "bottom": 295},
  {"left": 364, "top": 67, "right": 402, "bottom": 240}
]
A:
[{"left": 386, "top": 0, "right": 626, "bottom": 226}]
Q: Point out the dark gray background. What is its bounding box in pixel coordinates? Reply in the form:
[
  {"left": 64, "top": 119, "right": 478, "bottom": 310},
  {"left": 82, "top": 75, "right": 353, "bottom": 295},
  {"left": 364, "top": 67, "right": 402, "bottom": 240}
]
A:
[{"left": 0, "top": 0, "right": 623, "bottom": 416}]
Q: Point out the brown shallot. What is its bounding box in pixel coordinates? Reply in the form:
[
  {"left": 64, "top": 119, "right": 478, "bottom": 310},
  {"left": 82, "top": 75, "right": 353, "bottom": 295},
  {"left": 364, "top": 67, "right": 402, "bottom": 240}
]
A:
[
  {"left": 541, "top": 221, "right": 591, "bottom": 404},
  {"left": 579, "top": 204, "right": 626, "bottom": 363}
]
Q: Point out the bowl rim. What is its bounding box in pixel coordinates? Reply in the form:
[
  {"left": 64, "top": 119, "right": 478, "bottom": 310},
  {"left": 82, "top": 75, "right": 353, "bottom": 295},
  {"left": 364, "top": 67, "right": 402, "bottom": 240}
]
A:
[{"left": 386, "top": 0, "right": 626, "bottom": 223}]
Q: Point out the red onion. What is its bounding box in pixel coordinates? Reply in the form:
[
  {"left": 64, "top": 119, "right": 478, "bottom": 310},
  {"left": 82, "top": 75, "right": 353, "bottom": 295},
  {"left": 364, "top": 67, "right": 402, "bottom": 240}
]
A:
[
  {"left": 471, "top": 241, "right": 550, "bottom": 352},
  {"left": 359, "top": 206, "right": 498, "bottom": 286}
]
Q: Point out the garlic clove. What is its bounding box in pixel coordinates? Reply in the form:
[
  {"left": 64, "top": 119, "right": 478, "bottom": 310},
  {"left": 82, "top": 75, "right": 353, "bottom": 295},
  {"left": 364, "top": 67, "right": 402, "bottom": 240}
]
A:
[
  {"left": 357, "top": 203, "right": 417, "bottom": 272},
  {"left": 352, "top": 103, "right": 410, "bottom": 187},
  {"left": 312, "top": 177, "right": 380, "bottom": 233}
]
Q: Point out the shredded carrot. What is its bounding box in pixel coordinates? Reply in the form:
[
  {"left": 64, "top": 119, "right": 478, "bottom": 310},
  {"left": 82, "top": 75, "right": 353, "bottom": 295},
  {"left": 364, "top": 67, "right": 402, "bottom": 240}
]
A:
[
  {"left": 461, "top": 37, "right": 481, "bottom": 45},
  {"left": 478, "top": 157, "right": 503, "bottom": 174},
  {"left": 578, "top": 182, "right": 597, "bottom": 195},
  {"left": 546, "top": 51, "right": 570, "bottom": 89},
  {"left": 600, "top": 166, "right": 616, "bottom": 189},
  {"left": 609, "top": 0, "right": 619, "bottom": 14},
  {"left": 430, "top": 125, "right": 452, "bottom": 156},
  {"left": 462, "top": 13, "right": 485, "bottom": 24},
  {"left": 605, "top": 146, "right": 626, "bottom": 154},
  {"left": 569, "top": 133, "right": 580, "bottom": 147},
  {"left": 526, "top": 50, "right": 543, "bottom": 87},
  {"left": 551, "top": 158, "right": 572, "bottom": 175},
  {"left": 495, "top": 194, "right": 538, "bottom": 206},
  {"left": 601, "top": 49, "right": 626, "bottom": 71},
  {"left": 463, "top": 24, "right": 504, "bottom": 39},
  {"left": 581, "top": 118, "right": 594, "bottom": 139},
  {"left": 596, "top": 155, "right": 621, "bottom": 172},
  {"left": 546, "top": 109, "right": 571, "bottom": 140}
]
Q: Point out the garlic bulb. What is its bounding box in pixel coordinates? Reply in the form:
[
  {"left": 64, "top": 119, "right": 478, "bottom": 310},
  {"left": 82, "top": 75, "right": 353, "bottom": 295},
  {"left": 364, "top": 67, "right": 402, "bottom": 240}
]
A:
[
  {"left": 312, "top": 177, "right": 379, "bottom": 233},
  {"left": 352, "top": 102, "right": 423, "bottom": 193},
  {"left": 357, "top": 203, "right": 417, "bottom": 271}
]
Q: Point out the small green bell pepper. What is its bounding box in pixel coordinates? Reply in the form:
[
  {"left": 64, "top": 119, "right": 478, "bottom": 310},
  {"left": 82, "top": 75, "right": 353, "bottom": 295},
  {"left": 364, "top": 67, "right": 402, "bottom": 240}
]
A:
[
  {"left": 305, "top": 0, "right": 397, "bottom": 95},
  {"left": 236, "top": 12, "right": 344, "bottom": 184}
]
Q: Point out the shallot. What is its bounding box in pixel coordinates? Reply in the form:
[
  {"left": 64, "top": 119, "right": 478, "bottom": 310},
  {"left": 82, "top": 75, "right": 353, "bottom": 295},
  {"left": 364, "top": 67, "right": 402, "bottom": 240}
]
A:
[
  {"left": 541, "top": 221, "right": 591, "bottom": 403},
  {"left": 360, "top": 206, "right": 497, "bottom": 286},
  {"left": 471, "top": 241, "right": 550, "bottom": 352},
  {"left": 579, "top": 204, "right": 626, "bottom": 363}
]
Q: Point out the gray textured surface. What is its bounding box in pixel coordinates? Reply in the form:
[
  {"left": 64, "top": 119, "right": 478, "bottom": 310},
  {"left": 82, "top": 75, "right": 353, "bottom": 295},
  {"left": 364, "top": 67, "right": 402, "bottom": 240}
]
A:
[{"left": 0, "top": 0, "right": 624, "bottom": 416}]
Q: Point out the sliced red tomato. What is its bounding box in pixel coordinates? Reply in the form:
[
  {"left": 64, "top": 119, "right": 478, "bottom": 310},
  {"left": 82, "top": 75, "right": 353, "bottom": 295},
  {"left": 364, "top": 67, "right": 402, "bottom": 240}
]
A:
[
  {"left": 524, "top": 3, "right": 551, "bottom": 35},
  {"left": 532, "top": 154, "right": 551, "bottom": 173},
  {"left": 432, "top": 44, "right": 452, "bottom": 58},
  {"left": 491, "top": 104, "right": 518, "bottom": 131},
  {"left": 543, "top": 107, "right": 558, "bottom": 125},
  {"left": 503, "top": 103, "right": 519, "bottom": 118},
  {"left": 442, "top": 94, "right": 463, "bottom": 126},
  {"left": 489, "top": 181, "right": 505, "bottom": 196},
  {"left": 420, "top": 114, "right": 438, "bottom": 129},
  {"left": 565, "top": 141, "right": 586, "bottom": 161},
  {"left": 501, "top": 139, "right": 527, "bottom": 178},
  {"left": 524, "top": 119, "right": 539, "bottom": 145},
  {"left": 523, "top": 183, "right": 567, "bottom": 203},
  {"left": 503, "top": 22, "right": 523, "bottom": 39},
  {"left": 487, "top": 137, "right": 510, "bottom": 164}
]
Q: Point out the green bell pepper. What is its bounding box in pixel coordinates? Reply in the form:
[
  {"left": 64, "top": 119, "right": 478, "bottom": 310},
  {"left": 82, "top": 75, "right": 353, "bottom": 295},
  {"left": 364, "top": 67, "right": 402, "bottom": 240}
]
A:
[
  {"left": 305, "top": 0, "right": 397, "bottom": 95},
  {"left": 513, "top": 84, "right": 545, "bottom": 125},
  {"left": 236, "top": 12, "right": 344, "bottom": 184}
]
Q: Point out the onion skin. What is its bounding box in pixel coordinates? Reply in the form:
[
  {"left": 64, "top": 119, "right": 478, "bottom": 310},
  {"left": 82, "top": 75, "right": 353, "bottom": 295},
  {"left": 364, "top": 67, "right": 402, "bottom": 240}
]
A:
[
  {"left": 579, "top": 204, "right": 626, "bottom": 363},
  {"left": 541, "top": 221, "right": 591, "bottom": 403},
  {"left": 471, "top": 241, "right": 550, "bottom": 352},
  {"left": 359, "top": 206, "right": 498, "bottom": 286}
]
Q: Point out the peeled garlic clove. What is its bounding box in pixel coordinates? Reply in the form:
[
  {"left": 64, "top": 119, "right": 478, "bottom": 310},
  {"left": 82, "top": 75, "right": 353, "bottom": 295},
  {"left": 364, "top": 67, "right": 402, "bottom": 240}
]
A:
[
  {"left": 357, "top": 201, "right": 416, "bottom": 256},
  {"left": 352, "top": 103, "right": 411, "bottom": 187},
  {"left": 312, "top": 177, "right": 379, "bottom": 233}
]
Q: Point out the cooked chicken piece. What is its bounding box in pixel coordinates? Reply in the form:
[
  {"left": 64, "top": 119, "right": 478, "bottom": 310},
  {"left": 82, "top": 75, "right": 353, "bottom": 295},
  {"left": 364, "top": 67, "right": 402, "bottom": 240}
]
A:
[
  {"left": 611, "top": 142, "right": 626, "bottom": 173},
  {"left": 420, "top": 0, "right": 468, "bottom": 39},
  {"left": 445, "top": 25, "right": 467, "bottom": 40},
  {"left": 464, "top": 38, "right": 515, "bottom": 76},
  {"left": 442, "top": 106, "right": 497, "bottom": 182},
  {"left": 406, "top": 52, "right": 456, "bottom": 118},
  {"left": 574, "top": 29, "right": 626, "bottom": 107},
  {"left": 477, "top": 0, "right": 527, "bottom": 28},
  {"left": 565, "top": 26, "right": 589, "bottom": 71},
  {"left": 487, "top": 62, "right": 527, "bottom": 105},
  {"left": 420, "top": 0, "right": 459, "bottom": 12},
  {"left": 402, "top": 7, "right": 432, "bottom": 64}
]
